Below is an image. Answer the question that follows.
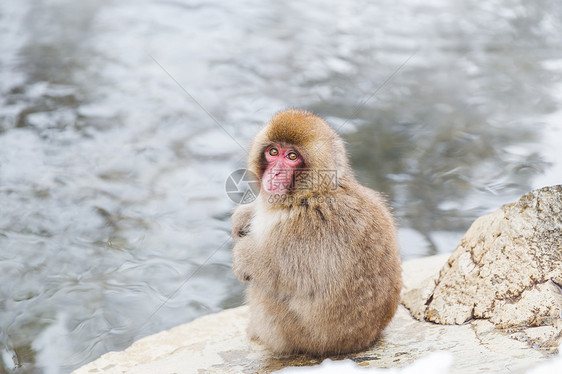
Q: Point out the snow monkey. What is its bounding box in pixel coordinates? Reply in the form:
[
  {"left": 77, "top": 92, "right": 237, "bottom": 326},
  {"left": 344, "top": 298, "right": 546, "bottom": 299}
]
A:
[{"left": 231, "top": 109, "right": 401, "bottom": 356}]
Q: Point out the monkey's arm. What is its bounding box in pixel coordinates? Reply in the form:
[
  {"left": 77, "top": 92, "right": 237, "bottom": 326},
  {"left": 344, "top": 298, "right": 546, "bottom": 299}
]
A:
[
  {"left": 231, "top": 203, "right": 255, "bottom": 282},
  {"left": 231, "top": 203, "right": 253, "bottom": 240},
  {"left": 232, "top": 235, "right": 257, "bottom": 282}
]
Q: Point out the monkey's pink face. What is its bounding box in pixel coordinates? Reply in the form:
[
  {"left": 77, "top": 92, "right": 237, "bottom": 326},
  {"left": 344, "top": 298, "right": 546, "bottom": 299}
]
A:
[{"left": 262, "top": 145, "right": 303, "bottom": 194}]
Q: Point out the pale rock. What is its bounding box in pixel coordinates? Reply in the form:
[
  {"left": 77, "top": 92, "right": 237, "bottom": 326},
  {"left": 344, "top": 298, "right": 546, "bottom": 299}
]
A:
[{"left": 402, "top": 185, "right": 562, "bottom": 352}]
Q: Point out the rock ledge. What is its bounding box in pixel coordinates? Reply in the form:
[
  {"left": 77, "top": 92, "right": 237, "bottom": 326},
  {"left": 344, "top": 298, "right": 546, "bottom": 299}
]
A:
[
  {"left": 74, "top": 186, "right": 562, "bottom": 373},
  {"left": 402, "top": 185, "right": 562, "bottom": 352}
]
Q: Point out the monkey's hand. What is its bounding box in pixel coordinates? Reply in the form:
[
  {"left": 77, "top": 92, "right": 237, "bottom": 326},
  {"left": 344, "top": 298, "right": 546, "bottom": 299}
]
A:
[
  {"left": 231, "top": 203, "right": 253, "bottom": 240},
  {"left": 232, "top": 236, "right": 255, "bottom": 282}
]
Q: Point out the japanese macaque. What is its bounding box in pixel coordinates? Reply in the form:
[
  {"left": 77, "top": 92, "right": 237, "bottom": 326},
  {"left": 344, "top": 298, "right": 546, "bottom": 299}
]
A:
[{"left": 231, "top": 109, "right": 401, "bottom": 356}]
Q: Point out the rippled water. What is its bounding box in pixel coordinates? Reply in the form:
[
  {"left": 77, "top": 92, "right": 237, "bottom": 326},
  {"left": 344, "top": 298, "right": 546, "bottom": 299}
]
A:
[{"left": 0, "top": 0, "right": 561, "bottom": 372}]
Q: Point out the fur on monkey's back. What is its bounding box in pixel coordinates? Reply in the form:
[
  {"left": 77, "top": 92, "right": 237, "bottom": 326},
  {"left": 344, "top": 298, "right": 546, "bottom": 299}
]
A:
[{"left": 250, "top": 184, "right": 401, "bottom": 356}]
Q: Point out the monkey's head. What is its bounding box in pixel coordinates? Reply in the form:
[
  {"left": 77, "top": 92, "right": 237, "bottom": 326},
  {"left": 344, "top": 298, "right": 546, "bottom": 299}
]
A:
[{"left": 248, "top": 109, "right": 353, "bottom": 204}]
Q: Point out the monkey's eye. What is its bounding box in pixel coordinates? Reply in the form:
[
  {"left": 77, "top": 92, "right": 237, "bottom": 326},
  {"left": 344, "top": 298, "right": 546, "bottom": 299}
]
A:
[
  {"left": 268, "top": 147, "right": 279, "bottom": 157},
  {"left": 287, "top": 152, "right": 299, "bottom": 161}
]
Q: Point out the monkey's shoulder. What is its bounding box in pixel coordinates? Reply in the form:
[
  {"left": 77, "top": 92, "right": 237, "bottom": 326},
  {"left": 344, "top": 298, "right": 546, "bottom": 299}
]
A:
[
  {"left": 331, "top": 184, "right": 390, "bottom": 213},
  {"left": 286, "top": 187, "right": 391, "bottom": 231}
]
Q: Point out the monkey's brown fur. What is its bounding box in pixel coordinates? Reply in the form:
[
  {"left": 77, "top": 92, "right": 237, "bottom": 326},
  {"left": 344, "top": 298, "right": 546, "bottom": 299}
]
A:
[{"left": 232, "top": 109, "right": 401, "bottom": 356}]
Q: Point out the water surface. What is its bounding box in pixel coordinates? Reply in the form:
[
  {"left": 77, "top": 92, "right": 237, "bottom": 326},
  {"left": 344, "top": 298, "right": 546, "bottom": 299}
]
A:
[{"left": 0, "top": 0, "right": 561, "bottom": 372}]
